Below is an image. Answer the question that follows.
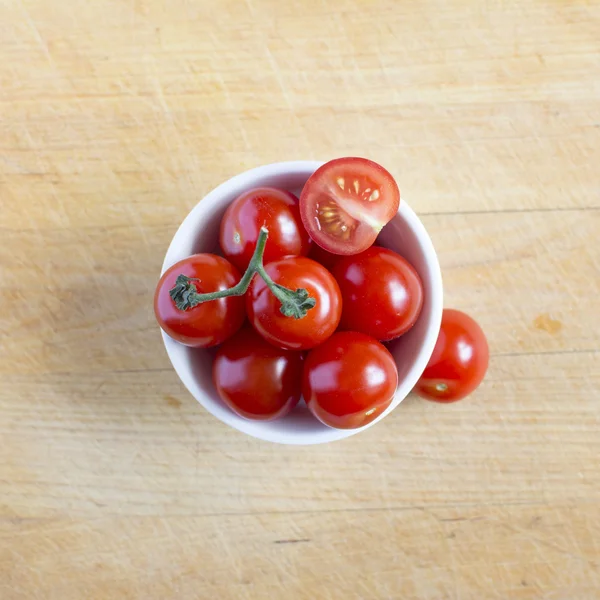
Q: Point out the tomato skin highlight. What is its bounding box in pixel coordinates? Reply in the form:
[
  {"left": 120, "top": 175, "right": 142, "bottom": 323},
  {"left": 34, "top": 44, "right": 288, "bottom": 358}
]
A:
[
  {"left": 219, "top": 187, "right": 311, "bottom": 272},
  {"left": 246, "top": 257, "right": 342, "bottom": 351},
  {"left": 303, "top": 331, "right": 399, "bottom": 429},
  {"left": 333, "top": 246, "right": 424, "bottom": 341},
  {"left": 415, "top": 309, "right": 489, "bottom": 402},
  {"left": 154, "top": 254, "right": 246, "bottom": 348},
  {"left": 213, "top": 327, "right": 303, "bottom": 421},
  {"left": 300, "top": 157, "right": 400, "bottom": 255}
]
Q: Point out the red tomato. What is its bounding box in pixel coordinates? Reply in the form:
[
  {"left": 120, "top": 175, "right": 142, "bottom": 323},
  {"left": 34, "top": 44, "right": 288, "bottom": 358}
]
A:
[
  {"left": 415, "top": 309, "right": 489, "bottom": 402},
  {"left": 213, "top": 327, "right": 303, "bottom": 420},
  {"left": 246, "top": 257, "right": 342, "bottom": 350},
  {"left": 333, "top": 246, "right": 424, "bottom": 341},
  {"left": 300, "top": 157, "right": 400, "bottom": 255},
  {"left": 219, "top": 187, "right": 311, "bottom": 272},
  {"left": 303, "top": 331, "right": 398, "bottom": 429},
  {"left": 154, "top": 254, "right": 245, "bottom": 348}
]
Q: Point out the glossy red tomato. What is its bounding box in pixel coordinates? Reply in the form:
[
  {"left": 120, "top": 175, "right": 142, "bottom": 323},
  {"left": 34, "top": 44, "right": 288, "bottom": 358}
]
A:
[
  {"left": 219, "top": 187, "right": 311, "bottom": 272},
  {"left": 300, "top": 157, "right": 400, "bottom": 255},
  {"left": 213, "top": 327, "right": 303, "bottom": 420},
  {"left": 246, "top": 256, "right": 342, "bottom": 350},
  {"left": 415, "top": 309, "right": 489, "bottom": 402},
  {"left": 333, "top": 246, "right": 424, "bottom": 341},
  {"left": 303, "top": 331, "right": 399, "bottom": 429},
  {"left": 154, "top": 254, "right": 245, "bottom": 348}
]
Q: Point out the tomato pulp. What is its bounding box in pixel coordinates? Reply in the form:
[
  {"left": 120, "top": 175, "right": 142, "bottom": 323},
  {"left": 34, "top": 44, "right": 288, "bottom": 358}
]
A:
[{"left": 300, "top": 157, "right": 400, "bottom": 255}]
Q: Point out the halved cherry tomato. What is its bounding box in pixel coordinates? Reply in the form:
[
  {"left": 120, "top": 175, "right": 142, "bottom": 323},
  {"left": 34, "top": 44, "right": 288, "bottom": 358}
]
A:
[
  {"left": 300, "top": 157, "right": 400, "bottom": 255},
  {"left": 213, "top": 327, "right": 303, "bottom": 420},
  {"left": 333, "top": 246, "right": 423, "bottom": 341},
  {"left": 303, "top": 331, "right": 398, "bottom": 429},
  {"left": 154, "top": 254, "right": 245, "bottom": 347},
  {"left": 246, "top": 256, "right": 342, "bottom": 350},
  {"left": 415, "top": 309, "right": 489, "bottom": 402},
  {"left": 219, "top": 187, "right": 311, "bottom": 272}
]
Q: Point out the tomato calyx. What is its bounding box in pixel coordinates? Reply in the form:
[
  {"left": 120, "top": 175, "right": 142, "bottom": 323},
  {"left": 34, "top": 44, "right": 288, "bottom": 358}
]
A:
[
  {"left": 169, "top": 275, "right": 205, "bottom": 310},
  {"left": 169, "top": 228, "right": 316, "bottom": 319},
  {"left": 265, "top": 282, "right": 316, "bottom": 319}
]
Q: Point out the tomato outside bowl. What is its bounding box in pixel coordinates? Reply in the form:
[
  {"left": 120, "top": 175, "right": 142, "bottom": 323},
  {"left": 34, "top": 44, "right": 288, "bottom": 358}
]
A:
[{"left": 159, "top": 161, "right": 443, "bottom": 445}]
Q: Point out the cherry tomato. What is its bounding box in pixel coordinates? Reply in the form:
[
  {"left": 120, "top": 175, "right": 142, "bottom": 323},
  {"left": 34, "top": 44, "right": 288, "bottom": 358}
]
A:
[
  {"left": 300, "top": 157, "right": 400, "bottom": 255},
  {"left": 154, "top": 254, "right": 245, "bottom": 348},
  {"left": 303, "top": 331, "right": 398, "bottom": 429},
  {"left": 219, "top": 187, "right": 311, "bottom": 272},
  {"left": 333, "top": 246, "right": 424, "bottom": 341},
  {"left": 246, "top": 256, "right": 342, "bottom": 350},
  {"left": 415, "top": 309, "right": 489, "bottom": 402},
  {"left": 213, "top": 327, "right": 303, "bottom": 420}
]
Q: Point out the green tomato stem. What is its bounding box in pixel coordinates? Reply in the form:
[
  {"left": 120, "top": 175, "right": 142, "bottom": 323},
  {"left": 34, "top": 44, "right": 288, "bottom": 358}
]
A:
[{"left": 169, "top": 227, "right": 316, "bottom": 319}]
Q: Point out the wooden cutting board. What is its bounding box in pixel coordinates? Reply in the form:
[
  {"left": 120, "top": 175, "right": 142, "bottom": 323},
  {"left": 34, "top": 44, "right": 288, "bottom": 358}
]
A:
[{"left": 1, "top": 0, "right": 599, "bottom": 598}]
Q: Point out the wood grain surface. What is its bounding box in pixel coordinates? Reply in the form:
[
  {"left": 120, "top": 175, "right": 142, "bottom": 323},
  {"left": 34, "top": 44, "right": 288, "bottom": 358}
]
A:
[{"left": 1, "top": 0, "right": 599, "bottom": 598}]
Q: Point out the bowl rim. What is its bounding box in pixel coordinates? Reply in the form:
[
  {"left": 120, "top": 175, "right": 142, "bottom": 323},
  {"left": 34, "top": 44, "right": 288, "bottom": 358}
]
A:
[{"left": 160, "top": 160, "right": 443, "bottom": 445}]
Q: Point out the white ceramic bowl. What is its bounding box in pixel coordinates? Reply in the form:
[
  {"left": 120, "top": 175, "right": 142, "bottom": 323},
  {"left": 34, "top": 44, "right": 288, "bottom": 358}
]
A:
[{"left": 160, "top": 161, "right": 443, "bottom": 444}]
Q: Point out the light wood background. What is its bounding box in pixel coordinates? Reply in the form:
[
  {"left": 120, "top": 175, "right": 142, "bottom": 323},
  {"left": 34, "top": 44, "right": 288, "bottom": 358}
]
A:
[{"left": 1, "top": 1, "right": 599, "bottom": 598}]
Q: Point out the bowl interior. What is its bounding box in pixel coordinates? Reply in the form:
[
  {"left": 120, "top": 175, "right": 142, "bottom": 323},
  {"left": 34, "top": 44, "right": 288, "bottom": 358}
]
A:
[{"left": 161, "top": 161, "right": 443, "bottom": 445}]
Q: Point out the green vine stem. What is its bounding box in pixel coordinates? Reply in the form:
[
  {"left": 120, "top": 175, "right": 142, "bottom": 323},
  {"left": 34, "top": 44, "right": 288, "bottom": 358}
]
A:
[{"left": 169, "top": 227, "right": 316, "bottom": 319}]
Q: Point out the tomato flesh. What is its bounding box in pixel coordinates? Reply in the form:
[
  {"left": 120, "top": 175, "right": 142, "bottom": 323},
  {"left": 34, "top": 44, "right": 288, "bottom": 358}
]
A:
[
  {"left": 300, "top": 157, "right": 400, "bottom": 255},
  {"left": 213, "top": 327, "right": 303, "bottom": 420},
  {"left": 415, "top": 309, "right": 489, "bottom": 402},
  {"left": 154, "top": 254, "right": 246, "bottom": 348},
  {"left": 246, "top": 256, "right": 342, "bottom": 351},
  {"left": 303, "top": 331, "right": 399, "bottom": 429},
  {"left": 333, "top": 246, "right": 423, "bottom": 341},
  {"left": 220, "top": 187, "right": 311, "bottom": 272}
]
